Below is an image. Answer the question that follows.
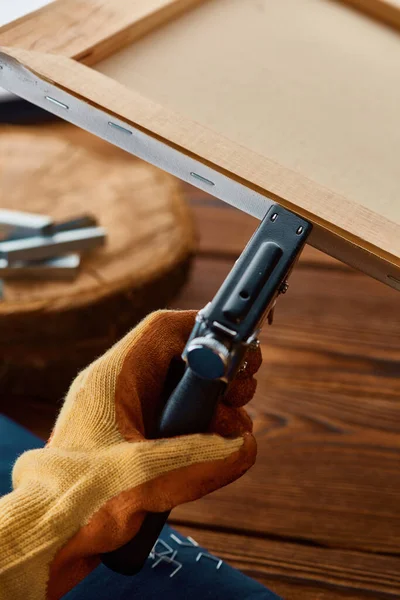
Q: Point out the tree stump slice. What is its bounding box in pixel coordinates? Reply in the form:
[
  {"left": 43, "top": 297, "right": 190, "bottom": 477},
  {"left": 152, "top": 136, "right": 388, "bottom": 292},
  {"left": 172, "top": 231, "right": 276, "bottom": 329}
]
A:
[{"left": 0, "top": 125, "right": 196, "bottom": 400}]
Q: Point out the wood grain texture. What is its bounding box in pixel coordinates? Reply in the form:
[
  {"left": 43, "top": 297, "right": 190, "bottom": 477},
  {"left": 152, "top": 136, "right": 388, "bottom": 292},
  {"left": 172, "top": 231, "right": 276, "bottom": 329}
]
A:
[
  {"left": 339, "top": 0, "right": 400, "bottom": 32},
  {"left": 173, "top": 204, "right": 399, "bottom": 596},
  {"left": 172, "top": 258, "right": 400, "bottom": 554},
  {"left": 174, "top": 406, "right": 400, "bottom": 553},
  {"left": 176, "top": 525, "right": 400, "bottom": 598},
  {"left": 174, "top": 258, "right": 400, "bottom": 360},
  {"left": 1, "top": 47, "right": 399, "bottom": 275},
  {"left": 0, "top": 0, "right": 207, "bottom": 64}
]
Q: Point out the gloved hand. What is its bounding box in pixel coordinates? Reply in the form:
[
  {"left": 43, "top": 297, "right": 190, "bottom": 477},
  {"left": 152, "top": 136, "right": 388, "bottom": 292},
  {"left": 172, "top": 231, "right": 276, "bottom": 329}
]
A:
[{"left": 0, "top": 310, "right": 261, "bottom": 600}]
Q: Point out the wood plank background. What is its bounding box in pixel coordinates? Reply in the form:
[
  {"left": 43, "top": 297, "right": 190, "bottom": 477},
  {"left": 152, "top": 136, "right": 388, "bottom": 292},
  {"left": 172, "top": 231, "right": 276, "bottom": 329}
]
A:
[
  {"left": 2, "top": 178, "right": 400, "bottom": 599},
  {"left": 169, "top": 187, "right": 400, "bottom": 599}
]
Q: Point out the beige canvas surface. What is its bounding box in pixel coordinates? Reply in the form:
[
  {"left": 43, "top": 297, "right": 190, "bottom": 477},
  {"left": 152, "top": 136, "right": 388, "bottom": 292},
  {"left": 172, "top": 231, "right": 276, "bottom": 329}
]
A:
[{"left": 98, "top": 0, "right": 400, "bottom": 226}]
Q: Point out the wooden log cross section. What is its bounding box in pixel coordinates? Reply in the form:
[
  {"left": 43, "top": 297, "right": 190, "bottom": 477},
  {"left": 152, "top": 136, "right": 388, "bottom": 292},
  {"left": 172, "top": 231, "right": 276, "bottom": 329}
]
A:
[{"left": 0, "top": 125, "right": 195, "bottom": 399}]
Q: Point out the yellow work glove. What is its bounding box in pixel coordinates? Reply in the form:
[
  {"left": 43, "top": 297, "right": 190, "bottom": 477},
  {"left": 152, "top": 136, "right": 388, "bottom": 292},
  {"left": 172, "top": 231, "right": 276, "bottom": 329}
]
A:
[{"left": 0, "top": 310, "right": 261, "bottom": 600}]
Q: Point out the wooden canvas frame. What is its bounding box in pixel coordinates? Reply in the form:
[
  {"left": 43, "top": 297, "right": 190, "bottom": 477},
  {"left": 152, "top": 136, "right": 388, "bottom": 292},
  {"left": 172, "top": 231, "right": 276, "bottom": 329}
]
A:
[{"left": 0, "top": 0, "right": 399, "bottom": 291}]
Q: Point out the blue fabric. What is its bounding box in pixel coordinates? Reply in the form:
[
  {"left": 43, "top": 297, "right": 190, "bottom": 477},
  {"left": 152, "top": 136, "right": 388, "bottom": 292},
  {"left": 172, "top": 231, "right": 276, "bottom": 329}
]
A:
[
  {"left": 65, "top": 524, "right": 280, "bottom": 600},
  {"left": 0, "top": 414, "right": 281, "bottom": 600},
  {"left": 0, "top": 415, "right": 43, "bottom": 497}
]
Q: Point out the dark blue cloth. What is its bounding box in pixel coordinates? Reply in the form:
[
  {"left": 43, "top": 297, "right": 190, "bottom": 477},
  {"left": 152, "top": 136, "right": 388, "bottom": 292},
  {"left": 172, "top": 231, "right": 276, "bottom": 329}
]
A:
[
  {"left": 0, "top": 415, "right": 281, "bottom": 600},
  {"left": 0, "top": 415, "right": 43, "bottom": 497}
]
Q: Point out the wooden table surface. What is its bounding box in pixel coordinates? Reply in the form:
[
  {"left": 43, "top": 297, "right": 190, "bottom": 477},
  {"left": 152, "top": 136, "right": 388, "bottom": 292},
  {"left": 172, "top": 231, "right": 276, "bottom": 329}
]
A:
[{"left": 2, "top": 180, "right": 400, "bottom": 599}]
